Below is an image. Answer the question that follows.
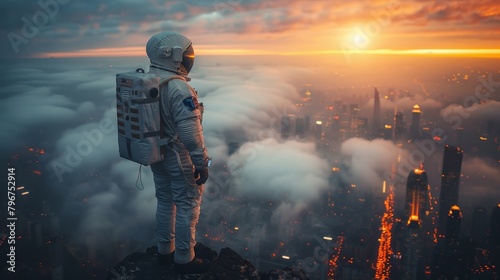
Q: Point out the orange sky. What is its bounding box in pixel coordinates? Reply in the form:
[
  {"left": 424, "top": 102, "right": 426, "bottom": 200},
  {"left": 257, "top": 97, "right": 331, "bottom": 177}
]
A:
[{"left": 6, "top": 0, "right": 499, "bottom": 59}]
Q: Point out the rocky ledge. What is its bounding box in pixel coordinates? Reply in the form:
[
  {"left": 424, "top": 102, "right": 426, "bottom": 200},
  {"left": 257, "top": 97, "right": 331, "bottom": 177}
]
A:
[{"left": 104, "top": 243, "right": 309, "bottom": 280}]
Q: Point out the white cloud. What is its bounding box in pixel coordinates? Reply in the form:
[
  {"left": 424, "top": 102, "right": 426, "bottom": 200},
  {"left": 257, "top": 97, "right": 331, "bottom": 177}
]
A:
[
  {"left": 228, "top": 138, "right": 330, "bottom": 222},
  {"left": 340, "top": 138, "right": 403, "bottom": 189}
]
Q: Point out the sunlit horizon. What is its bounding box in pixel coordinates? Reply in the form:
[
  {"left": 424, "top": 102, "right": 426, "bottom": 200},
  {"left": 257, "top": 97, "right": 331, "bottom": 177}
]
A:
[{"left": 37, "top": 47, "right": 500, "bottom": 58}]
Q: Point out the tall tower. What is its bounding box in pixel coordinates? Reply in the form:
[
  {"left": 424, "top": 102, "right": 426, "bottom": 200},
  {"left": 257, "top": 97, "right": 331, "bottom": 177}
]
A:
[
  {"left": 432, "top": 205, "right": 474, "bottom": 280},
  {"left": 295, "top": 117, "right": 305, "bottom": 138},
  {"left": 394, "top": 111, "right": 406, "bottom": 140},
  {"left": 490, "top": 204, "right": 500, "bottom": 278},
  {"left": 410, "top": 104, "right": 421, "bottom": 141},
  {"left": 446, "top": 205, "right": 462, "bottom": 246},
  {"left": 470, "top": 207, "right": 486, "bottom": 246},
  {"left": 404, "top": 216, "right": 421, "bottom": 280},
  {"left": 373, "top": 88, "right": 381, "bottom": 136},
  {"left": 490, "top": 204, "right": 500, "bottom": 255},
  {"left": 405, "top": 168, "right": 429, "bottom": 224},
  {"left": 403, "top": 168, "right": 428, "bottom": 280},
  {"left": 349, "top": 104, "right": 360, "bottom": 133},
  {"left": 281, "top": 116, "right": 292, "bottom": 139},
  {"left": 437, "top": 145, "right": 463, "bottom": 239}
]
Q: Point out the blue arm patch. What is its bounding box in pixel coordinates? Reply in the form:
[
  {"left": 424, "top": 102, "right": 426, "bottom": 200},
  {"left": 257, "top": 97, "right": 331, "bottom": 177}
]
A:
[{"left": 183, "top": 96, "right": 199, "bottom": 111}]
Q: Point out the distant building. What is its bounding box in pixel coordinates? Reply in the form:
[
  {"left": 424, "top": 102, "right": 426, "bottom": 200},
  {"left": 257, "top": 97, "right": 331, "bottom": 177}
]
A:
[
  {"left": 402, "top": 168, "right": 429, "bottom": 280},
  {"left": 304, "top": 115, "right": 311, "bottom": 132},
  {"left": 470, "top": 207, "right": 487, "bottom": 247},
  {"left": 437, "top": 145, "right": 463, "bottom": 240},
  {"left": 330, "top": 114, "right": 341, "bottom": 141},
  {"left": 491, "top": 204, "right": 500, "bottom": 248},
  {"left": 349, "top": 104, "right": 360, "bottom": 133},
  {"left": 404, "top": 217, "right": 421, "bottom": 280},
  {"left": 490, "top": 204, "right": 500, "bottom": 276},
  {"left": 431, "top": 205, "right": 474, "bottom": 280},
  {"left": 373, "top": 88, "right": 381, "bottom": 137},
  {"left": 394, "top": 111, "right": 406, "bottom": 140},
  {"left": 312, "top": 119, "right": 323, "bottom": 140},
  {"left": 409, "top": 104, "right": 421, "bottom": 141},
  {"left": 446, "top": 205, "right": 462, "bottom": 246},
  {"left": 404, "top": 168, "right": 429, "bottom": 224},
  {"left": 295, "top": 117, "right": 306, "bottom": 138},
  {"left": 281, "top": 116, "right": 292, "bottom": 139}
]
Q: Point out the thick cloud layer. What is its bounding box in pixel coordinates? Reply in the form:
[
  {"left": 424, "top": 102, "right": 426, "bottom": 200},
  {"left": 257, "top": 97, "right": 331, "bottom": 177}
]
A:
[
  {"left": 441, "top": 100, "right": 500, "bottom": 125},
  {"left": 340, "top": 138, "right": 405, "bottom": 190},
  {"left": 228, "top": 138, "right": 330, "bottom": 223},
  {"left": 0, "top": 57, "right": 321, "bottom": 258},
  {"left": 190, "top": 64, "right": 306, "bottom": 162},
  {"left": 2, "top": 55, "right": 499, "bottom": 263}
]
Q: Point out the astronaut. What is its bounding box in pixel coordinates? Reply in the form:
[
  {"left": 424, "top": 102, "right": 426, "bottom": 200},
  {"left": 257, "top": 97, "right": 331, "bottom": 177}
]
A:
[{"left": 146, "top": 31, "right": 211, "bottom": 274}]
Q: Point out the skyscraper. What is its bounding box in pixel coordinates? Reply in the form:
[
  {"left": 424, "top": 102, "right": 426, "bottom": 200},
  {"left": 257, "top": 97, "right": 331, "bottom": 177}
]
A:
[
  {"left": 394, "top": 111, "right": 406, "bottom": 140},
  {"left": 404, "top": 168, "right": 429, "bottom": 224},
  {"left": 491, "top": 204, "right": 500, "bottom": 247},
  {"left": 437, "top": 145, "right": 464, "bottom": 240},
  {"left": 409, "top": 104, "right": 421, "bottom": 141},
  {"left": 373, "top": 88, "right": 381, "bottom": 137},
  {"left": 403, "top": 168, "right": 429, "bottom": 280},
  {"left": 490, "top": 204, "right": 500, "bottom": 276},
  {"left": 295, "top": 117, "right": 305, "bottom": 138},
  {"left": 281, "top": 116, "right": 291, "bottom": 139},
  {"left": 470, "top": 207, "right": 486, "bottom": 246},
  {"left": 404, "top": 216, "right": 421, "bottom": 280},
  {"left": 431, "top": 205, "right": 474, "bottom": 280},
  {"left": 349, "top": 104, "right": 360, "bottom": 132},
  {"left": 446, "top": 205, "right": 462, "bottom": 246}
]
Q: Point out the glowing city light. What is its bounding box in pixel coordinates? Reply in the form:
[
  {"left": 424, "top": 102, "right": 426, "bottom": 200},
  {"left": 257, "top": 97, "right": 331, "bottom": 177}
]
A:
[
  {"left": 427, "top": 184, "right": 439, "bottom": 244},
  {"left": 375, "top": 190, "right": 394, "bottom": 280},
  {"left": 327, "top": 235, "right": 344, "bottom": 278}
]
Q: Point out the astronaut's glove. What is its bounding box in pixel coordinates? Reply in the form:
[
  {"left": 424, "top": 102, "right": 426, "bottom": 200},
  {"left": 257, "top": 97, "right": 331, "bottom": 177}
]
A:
[{"left": 194, "top": 167, "right": 209, "bottom": 186}]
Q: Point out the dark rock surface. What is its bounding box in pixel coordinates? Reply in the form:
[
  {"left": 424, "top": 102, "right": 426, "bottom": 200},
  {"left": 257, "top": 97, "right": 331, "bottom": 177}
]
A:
[
  {"left": 104, "top": 243, "right": 309, "bottom": 280},
  {"left": 209, "top": 247, "right": 260, "bottom": 280}
]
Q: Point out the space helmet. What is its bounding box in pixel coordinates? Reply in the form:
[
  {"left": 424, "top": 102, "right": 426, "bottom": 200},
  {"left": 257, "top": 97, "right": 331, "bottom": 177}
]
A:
[{"left": 146, "top": 31, "right": 194, "bottom": 76}]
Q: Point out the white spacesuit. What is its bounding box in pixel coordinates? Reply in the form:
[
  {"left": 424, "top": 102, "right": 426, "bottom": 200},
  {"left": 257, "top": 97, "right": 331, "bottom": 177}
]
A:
[{"left": 146, "top": 31, "right": 210, "bottom": 273}]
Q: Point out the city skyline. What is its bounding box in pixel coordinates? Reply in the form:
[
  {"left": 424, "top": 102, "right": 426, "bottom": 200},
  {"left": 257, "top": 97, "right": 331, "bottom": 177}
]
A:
[
  {"left": 1, "top": 1, "right": 500, "bottom": 278},
  {"left": 2, "top": 54, "right": 499, "bottom": 279}
]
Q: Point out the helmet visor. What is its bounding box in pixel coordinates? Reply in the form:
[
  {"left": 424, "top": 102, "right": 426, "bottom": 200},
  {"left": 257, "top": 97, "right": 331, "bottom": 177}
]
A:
[{"left": 181, "top": 44, "right": 195, "bottom": 73}]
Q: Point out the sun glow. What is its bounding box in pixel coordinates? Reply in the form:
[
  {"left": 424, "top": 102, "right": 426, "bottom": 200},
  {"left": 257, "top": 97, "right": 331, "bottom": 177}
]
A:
[
  {"left": 38, "top": 47, "right": 500, "bottom": 58},
  {"left": 353, "top": 34, "right": 367, "bottom": 46}
]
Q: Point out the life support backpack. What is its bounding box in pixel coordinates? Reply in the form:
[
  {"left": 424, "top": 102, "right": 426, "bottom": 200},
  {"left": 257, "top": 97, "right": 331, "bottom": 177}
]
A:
[{"left": 116, "top": 68, "right": 183, "bottom": 165}]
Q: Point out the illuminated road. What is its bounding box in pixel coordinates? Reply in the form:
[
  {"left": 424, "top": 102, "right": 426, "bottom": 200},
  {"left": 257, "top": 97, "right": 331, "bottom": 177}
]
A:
[
  {"left": 327, "top": 235, "right": 345, "bottom": 279},
  {"left": 375, "top": 189, "right": 395, "bottom": 280}
]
